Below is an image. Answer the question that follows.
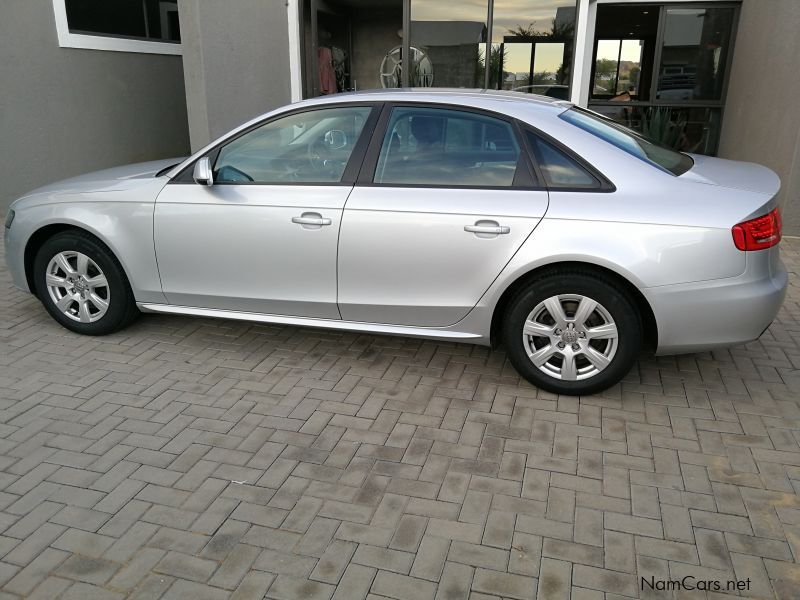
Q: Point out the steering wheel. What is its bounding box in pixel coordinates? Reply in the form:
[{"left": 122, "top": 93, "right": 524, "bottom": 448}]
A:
[
  {"left": 308, "top": 131, "right": 348, "bottom": 175},
  {"left": 308, "top": 137, "right": 333, "bottom": 174}
]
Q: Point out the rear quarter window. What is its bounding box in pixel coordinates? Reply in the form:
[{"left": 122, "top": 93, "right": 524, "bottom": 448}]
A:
[{"left": 527, "top": 132, "right": 600, "bottom": 189}]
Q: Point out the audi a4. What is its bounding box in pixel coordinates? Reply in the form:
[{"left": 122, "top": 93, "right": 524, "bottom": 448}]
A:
[{"left": 3, "top": 90, "right": 787, "bottom": 395}]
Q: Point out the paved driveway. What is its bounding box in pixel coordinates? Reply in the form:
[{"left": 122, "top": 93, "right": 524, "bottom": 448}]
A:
[{"left": 0, "top": 236, "right": 798, "bottom": 600}]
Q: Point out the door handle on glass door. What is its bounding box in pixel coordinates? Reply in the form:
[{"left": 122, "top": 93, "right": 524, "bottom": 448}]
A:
[{"left": 292, "top": 212, "right": 332, "bottom": 228}]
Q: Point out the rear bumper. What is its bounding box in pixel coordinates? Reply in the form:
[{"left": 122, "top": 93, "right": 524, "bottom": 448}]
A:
[{"left": 645, "top": 257, "right": 788, "bottom": 355}]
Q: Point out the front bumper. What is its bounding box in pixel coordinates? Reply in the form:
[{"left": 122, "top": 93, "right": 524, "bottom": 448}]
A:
[
  {"left": 3, "top": 217, "right": 30, "bottom": 294},
  {"left": 644, "top": 254, "right": 788, "bottom": 355}
]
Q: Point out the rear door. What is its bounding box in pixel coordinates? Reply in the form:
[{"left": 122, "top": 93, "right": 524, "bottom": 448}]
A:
[{"left": 337, "top": 104, "right": 549, "bottom": 327}]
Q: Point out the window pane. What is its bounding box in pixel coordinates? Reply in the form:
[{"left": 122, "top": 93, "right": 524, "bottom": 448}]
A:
[
  {"left": 214, "top": 107, "right": 371, "bottom": 184},
  {"left": 560, "top": 107, "right": 694, "bottom": 176},
  {"left": 500, "top": 43, "right": 533, "bottom": 90},
  {"left": 527, "top": 132, "right": 597, "bottom": 188},
  {"left": 594, "top": 40, "right": 621, "bottom": 96},
  {"left": 65, "top": 0, "right": 180, "bottom": 42},
  {"left": 591, "top": 5, "right": 659, "bottom": 101},
  {"left": 409, "top": 0, "right": 488, "bottom": 88},
  {"left": 374, "top": 108, "right": 520, "bottom": 187},
  {"left": 491, "top": 0, "right": 576, "bottom": 97},
  {"left": 656, "top": 8, "right": 735, "bottom": 101},
  {"left": 617, "top": 40, "right": 643, "bottom": 95}
]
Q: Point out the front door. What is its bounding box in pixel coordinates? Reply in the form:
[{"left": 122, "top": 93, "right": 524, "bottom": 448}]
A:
[
  {"left": 155, "top": 104, "right": 376, "bottom": 319},
  {"left": 338, "top": 105, "right": 549, "bottom": 327}
]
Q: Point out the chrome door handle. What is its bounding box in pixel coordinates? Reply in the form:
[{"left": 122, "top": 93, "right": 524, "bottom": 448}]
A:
[
  {"left": 465, "top": 221, "right": 510, "bottom": 235},
  {"left": 292, "top": 212, "right": 332, "bottom": 228}
]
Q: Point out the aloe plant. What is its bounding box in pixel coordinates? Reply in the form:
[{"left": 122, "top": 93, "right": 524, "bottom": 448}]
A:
[{"left": 640, "top": 107, "right": 687, "bottom": 150}]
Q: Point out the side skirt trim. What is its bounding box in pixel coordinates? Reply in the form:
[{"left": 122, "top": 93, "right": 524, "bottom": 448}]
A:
[{"left": 137, "top": 303, "right": 483, "bottom": 341}]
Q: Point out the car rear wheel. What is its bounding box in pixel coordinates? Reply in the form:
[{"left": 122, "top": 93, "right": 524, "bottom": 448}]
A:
[
  {"left": 34, "top": 230, "right": 139, "bottom": 335},
  {"left": 502, "top": 271, "right": 642, "bottom": 395}
]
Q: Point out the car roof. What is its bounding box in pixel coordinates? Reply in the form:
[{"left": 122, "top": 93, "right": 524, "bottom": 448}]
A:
[{"left": 290, "top": 88, "right": 573, "bottom": 117}]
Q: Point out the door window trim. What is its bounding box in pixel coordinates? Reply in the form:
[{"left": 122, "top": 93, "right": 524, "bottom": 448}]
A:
[
  {"left": 170, "top": 102, "right": 383, "bottom": 186},
  {"left": 356, "top": 102, "right": 542, "bottom": 191}
]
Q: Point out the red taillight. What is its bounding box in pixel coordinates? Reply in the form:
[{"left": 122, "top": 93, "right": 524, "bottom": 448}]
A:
[{"left": 732, "top": 208, "right": 782, "bottom": 251}]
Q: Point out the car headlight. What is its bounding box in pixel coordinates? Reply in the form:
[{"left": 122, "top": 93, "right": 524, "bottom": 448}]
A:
[{"left": 4, "top": 209, "right": 14, "bottom": 229}]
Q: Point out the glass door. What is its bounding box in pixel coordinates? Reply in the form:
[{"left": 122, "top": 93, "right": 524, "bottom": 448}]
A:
[
  {"left": 304, "top": 0, "right": 403, "bottom": 97},
  {"left": 408, "top": 0, "right": 489, "bottom": 88}
]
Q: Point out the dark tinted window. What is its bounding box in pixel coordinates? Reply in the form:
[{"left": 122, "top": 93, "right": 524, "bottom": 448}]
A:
[
  {"left": 656, "top": 7, "right": 735, "bottom": 102},
  {"left": 214, "top": 107, "right": 371, "bottom": 184},
  {"left": 374, "top": 107, "right": 520, "bottom": 187},
  {"left": 527, "top": 132, "right": 599, "bottom": 189},
  {"left": 560, "top": 107, "right": 693, "bottom": 175},
  {"left": 65, "top": 0, "right": 180, "bottom": 42}
]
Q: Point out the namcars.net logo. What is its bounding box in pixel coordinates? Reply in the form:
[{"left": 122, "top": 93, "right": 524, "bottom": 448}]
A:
[{"left": 641, "top": 576, "right": 751, "bottom": 593}]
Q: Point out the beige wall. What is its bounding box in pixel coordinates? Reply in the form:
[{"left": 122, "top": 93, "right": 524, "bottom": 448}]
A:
[
  {"left": 0, "top": 0, "right": 190, "bottom": 216},
  {"left": 718, "top": 0, "right": 800, "bottom": 236},
  {"left": 178, "top": 0, "right": 293, "bottom": 151}
]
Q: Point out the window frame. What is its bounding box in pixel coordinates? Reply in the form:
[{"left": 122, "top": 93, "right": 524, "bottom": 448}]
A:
[
  {"left": 356, "top": 102, "right": 541, "bottom": 191},
  {"left": 52, "top": 0, "right": 182, "bottom": 55},
  {"left": 170, "top": 103, "right": 383, "bottom": 187},
  {"left": 520, "top": 124, "right": 616, "bottom": 193},
  {"left": 588, "top": 2, "right": 741, "bottom": 109}
]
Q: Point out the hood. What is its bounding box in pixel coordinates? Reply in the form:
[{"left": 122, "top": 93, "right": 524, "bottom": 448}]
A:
[
  {"left": 681, "top": 154, "right": 781, "bottom": 197},
  {"left": 13, "top": 158, "right": 186, "bottom": 203}
]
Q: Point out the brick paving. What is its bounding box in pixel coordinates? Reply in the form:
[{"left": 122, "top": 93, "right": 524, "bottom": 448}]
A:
[{"left": 0, "top": 234, "right": 798, "bottom": 599}]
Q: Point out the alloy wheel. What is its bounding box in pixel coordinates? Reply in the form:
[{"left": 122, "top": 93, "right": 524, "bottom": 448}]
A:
[
  {"left": 522, "top": 293, "right": 618, "bottom": 381},
  {"left": 45, "top": 251, "right": 110, "bottom": 323}
]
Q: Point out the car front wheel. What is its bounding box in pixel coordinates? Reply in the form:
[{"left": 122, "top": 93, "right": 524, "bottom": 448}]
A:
[
  {"left": 34, "top": 230, "right": 139, "bottom": 335},
  {"left": 502, "top": 271, "right": 642, "bottom": 395}
]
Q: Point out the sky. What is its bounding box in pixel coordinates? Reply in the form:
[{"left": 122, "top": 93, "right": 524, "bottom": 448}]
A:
[{"left": 596, "top": 39, "right": 644, "bottom": 64}]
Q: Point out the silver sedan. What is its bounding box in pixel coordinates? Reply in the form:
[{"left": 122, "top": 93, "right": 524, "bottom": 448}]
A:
[{"left": 3, "top": 90, "right": 788, "bottom": 395}]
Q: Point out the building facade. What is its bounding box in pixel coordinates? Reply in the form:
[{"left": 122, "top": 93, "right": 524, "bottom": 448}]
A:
[{"left": 1, "top": 0, "right": 798, "bottom": 234}]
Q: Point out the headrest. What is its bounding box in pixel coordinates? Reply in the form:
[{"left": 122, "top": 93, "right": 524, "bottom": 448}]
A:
[{"left": 410, "top": 115, "right": 444, "bottom": 146}]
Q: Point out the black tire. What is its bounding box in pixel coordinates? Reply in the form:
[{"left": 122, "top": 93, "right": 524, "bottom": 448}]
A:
[
  {"left": 33, "top": 230, "right": 139, "bottom": 335},
  {"left": 502, "top": 270, "right": 642, "bottom": 396}
]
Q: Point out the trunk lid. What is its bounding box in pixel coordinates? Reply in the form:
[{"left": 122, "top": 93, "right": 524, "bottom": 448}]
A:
[{"left": 681, "top": 154, "right": 781, "bottom": 197}]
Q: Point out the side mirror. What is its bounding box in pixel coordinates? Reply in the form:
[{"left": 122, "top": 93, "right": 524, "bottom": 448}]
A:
[{"left": 193, "top": 157, "right": 213, "bottom": 186}]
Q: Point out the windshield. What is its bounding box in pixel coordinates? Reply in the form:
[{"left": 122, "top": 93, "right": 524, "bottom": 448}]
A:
[{"left": 560, "top": 107, "right": 694, "bottom": 176}]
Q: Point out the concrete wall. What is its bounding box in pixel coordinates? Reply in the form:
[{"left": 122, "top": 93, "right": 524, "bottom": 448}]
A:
[
  {"left": 350, "top": 8, "right": 403, "bottom": 91},
  {"left": 718, "top": 0, "right": 800, "bottom": 236},
  {"left": 178, "top": 0, "right": 293, "bottom": 151},
  {"left": 0, "top": 0, "right": 190, "bottom": 216}
]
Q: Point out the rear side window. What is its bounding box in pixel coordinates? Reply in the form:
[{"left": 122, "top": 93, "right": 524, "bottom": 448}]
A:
[
  {"left": 374, "top": 107, "right": 521, "bottom": 187},
  {"left": 527, "top": 132, "right": 600, "bottom": 189},
  {"left": 560, "top": 107, "right": 694, "bottom": 176}
]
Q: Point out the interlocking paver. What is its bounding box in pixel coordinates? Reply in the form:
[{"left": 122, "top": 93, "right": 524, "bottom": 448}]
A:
[{"left": 0, "top": 234, "right": 799, "bottom": 598}]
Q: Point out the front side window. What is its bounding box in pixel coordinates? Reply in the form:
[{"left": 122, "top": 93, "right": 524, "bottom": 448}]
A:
[
  {"left": 64, "top": 0, "right": 180, "bottom": 43},
  {"left": 561, "top": 107, "right": 693, "bottom": 176},
  {"left": 374, "top": 107, "right": 521, "bottom": 187},
  {"left": 214, "top": 106, "right": 372, "bottom": 184}
]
